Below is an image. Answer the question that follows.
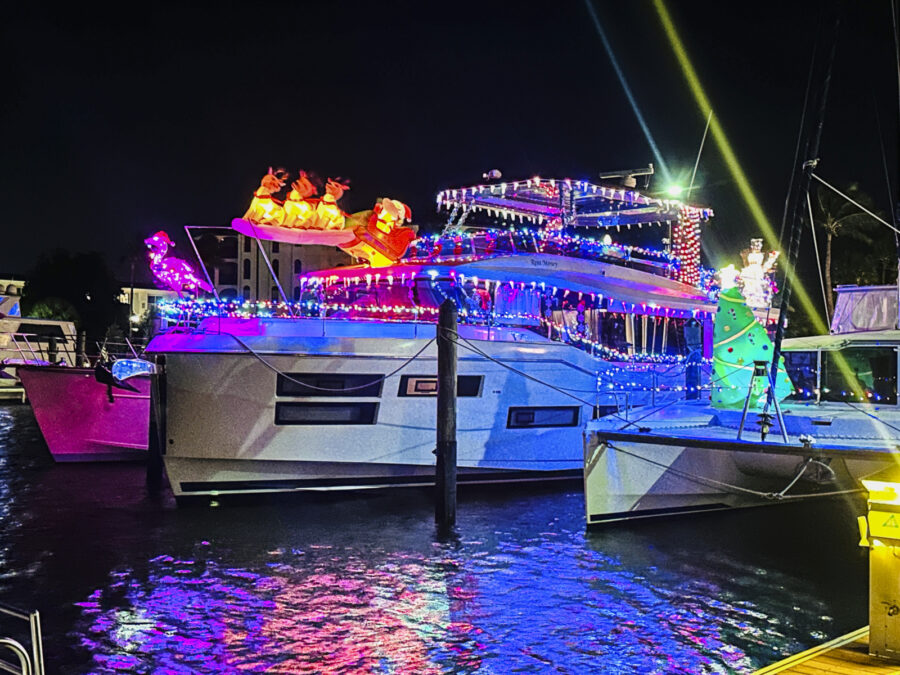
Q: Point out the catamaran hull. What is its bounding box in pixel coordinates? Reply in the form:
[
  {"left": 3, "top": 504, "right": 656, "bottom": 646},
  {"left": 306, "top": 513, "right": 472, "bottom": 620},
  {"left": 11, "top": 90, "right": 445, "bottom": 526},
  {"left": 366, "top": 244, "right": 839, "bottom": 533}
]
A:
[
  {"left": 583, "top": 432, "right": 886, "bottom": 525},
  {"left": 159, "top": 343, "right": 604, "bottom": 498}
]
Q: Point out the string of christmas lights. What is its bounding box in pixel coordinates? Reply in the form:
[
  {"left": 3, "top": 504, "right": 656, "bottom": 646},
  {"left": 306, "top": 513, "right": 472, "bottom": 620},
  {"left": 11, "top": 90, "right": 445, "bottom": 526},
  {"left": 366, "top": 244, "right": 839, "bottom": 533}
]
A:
[
  {"left": 672, "top": 207, "right": 703, "bottom": 286},
  {"left": 408, "top": 227, "right": 681, "bottom": 267},
  {"left": 157, "top": 296, "right": 708, "bottom": 365}
]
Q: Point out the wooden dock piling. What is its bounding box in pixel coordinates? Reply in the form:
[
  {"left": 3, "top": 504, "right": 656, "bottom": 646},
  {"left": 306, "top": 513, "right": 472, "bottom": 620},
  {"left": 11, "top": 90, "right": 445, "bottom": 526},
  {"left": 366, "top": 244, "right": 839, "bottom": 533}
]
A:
[{"left": 435, "top": 299, "right": 457, "bottom": 529}]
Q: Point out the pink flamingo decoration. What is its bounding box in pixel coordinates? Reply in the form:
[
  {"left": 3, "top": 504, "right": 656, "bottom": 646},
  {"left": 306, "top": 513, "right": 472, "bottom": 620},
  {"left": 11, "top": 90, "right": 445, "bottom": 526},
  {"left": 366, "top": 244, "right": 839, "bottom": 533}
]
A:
[{"left": 144, "top": 231, "right": 213, "bottom": 297}]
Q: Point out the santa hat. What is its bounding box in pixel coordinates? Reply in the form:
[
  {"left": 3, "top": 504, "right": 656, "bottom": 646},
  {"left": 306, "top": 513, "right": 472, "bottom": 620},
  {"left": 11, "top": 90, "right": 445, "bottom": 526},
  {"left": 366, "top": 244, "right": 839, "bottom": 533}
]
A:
[
  {"left": 145, "top": 231, "right": 174, "bottom": 247},
  {"left": 376, "top": 198, "right": 412, "bottom": 222}
]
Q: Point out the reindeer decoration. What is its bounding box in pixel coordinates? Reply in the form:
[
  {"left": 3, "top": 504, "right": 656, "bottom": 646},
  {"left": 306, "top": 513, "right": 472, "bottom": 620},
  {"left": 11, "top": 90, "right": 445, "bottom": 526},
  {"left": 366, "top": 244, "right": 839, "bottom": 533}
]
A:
[{"left": 244, "top": 167, "right": 290, "bottom": 225}]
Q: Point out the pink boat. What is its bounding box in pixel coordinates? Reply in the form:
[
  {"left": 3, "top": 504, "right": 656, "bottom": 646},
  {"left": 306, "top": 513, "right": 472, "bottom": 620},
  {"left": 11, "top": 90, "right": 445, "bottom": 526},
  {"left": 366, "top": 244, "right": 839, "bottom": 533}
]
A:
[{"left": 18, "top": 363, "right": 150, "bottom": 462}]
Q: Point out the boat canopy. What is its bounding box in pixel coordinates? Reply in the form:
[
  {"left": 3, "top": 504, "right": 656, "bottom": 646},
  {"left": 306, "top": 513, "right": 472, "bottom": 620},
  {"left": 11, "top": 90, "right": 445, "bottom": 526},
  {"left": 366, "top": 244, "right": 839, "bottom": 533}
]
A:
[
  {"left": 435, "top": 176, "right": 712, "bottom": 228},
  {"left": 831, "top": 285, "right": 899, "bottom": 334},
  {"left": 782, "top": 329, "right": 900, "bottom": 351}
]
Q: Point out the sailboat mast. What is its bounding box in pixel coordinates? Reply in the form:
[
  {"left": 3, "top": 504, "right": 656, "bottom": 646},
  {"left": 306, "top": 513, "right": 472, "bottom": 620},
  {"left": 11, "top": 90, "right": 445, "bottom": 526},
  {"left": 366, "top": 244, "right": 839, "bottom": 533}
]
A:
[
  {"left": 770, "top": 11, "right": 841, "bottom": 386},
  {"left": 892, "top": 0, "right": 900, "bottom": 328}
]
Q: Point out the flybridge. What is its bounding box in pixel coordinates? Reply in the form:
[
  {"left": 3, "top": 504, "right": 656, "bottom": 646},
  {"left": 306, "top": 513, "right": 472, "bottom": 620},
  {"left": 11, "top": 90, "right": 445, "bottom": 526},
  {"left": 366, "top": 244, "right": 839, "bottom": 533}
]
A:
[
  {"left": 435, "top": 173, "right": 712, "bottom": 287},
  {"left": 435, "top": 175, "right": 713, "bottom": 228}
]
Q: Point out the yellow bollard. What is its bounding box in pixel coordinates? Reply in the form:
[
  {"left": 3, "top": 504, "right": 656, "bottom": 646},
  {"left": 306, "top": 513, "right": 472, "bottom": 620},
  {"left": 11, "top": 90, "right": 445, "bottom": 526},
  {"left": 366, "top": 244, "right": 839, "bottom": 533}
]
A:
[{"left": 860, "top": 470, "right": 900, "bottom": 661}]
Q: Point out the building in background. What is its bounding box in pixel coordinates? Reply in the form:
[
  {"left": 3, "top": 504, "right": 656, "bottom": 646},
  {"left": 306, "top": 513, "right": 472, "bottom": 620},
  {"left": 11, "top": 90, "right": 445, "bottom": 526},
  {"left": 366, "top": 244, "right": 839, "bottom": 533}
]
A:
[
  {"left": 0, "top": 278, "right": 26, "bottom": 299},
  {"left": 192, "top": 231, "right": 348, "bottom": 302},
  {"left": 119, "top": 286, "right": 179, "bottom": 321},
  {"left": 239, "top": 237, "right": 347, "bottom": 302}
]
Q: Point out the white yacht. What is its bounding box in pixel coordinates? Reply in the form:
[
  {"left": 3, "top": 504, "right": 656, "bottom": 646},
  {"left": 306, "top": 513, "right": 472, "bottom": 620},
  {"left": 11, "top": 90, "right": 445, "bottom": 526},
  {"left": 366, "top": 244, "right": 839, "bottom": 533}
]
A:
[
  {"left": 146, "top": 170, "right": 748, "bottom": 500},
  {"left": 584, "top": 284, "right": 900, "bottom": 524}
]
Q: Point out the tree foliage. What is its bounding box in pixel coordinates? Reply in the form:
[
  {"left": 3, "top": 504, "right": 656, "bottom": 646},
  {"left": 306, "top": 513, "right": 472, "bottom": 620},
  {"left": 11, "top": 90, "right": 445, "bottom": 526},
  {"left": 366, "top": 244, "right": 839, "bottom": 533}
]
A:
[
  {"left": 22, "top": 250, "right": 126, "bottom": 345},
  {"left": 811, "top": 183, "right": 893, "bottom": 317}
]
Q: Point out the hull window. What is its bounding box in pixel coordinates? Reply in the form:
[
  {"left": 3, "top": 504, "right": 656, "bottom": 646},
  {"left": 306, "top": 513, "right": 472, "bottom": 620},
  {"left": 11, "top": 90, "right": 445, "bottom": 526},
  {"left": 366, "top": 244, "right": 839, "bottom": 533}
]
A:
[
  {"left": 397, "top": 375, "right": 483, "bottom": 397},
  {"left": 277, "top": 373, "right": 384, "bottom": 397},
  {"left": 275, "top": 402, "right": 379, "bottom": 425},
  {"left": 507, "top": 406, "right": 580, "bottom": 429}
]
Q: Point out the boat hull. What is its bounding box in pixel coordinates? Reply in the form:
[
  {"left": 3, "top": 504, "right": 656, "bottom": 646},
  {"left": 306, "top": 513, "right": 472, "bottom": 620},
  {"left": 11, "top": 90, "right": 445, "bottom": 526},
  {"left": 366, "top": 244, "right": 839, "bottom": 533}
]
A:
[
  {"left": 158, "top": 340, "right": 602, "bottom": 498},
  {"left": 18, "top": 366, "right": 150, "bottom": 462},
  {"left": 583, "top": 428, "right": 888, "bottom": 524}
]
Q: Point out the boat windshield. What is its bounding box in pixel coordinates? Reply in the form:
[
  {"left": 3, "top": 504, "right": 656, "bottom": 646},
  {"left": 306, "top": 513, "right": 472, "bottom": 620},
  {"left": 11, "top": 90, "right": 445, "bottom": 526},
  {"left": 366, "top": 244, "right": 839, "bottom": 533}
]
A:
[{"left": 784, "top": 346, "right": 898, "bottom": 405}]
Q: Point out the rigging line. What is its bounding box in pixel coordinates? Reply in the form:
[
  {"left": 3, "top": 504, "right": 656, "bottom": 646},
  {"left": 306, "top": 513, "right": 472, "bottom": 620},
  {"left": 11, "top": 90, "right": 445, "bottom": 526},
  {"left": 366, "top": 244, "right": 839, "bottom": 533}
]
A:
[
  {"left": 843, "top": 400, "right": 900, "bottom": 437},
  {"left": 687, "top": 110, "right": 712, "bottom": 195},
  {"left": 871, "top": 62, "right": 897, "bottom": 220},
  {"left": 245, "top": 218, "right": 294, "bottom": 316},
  {"left": 871, "top": 87, "right": 900, "bottom": 325},
  {"left": 810, "top": 174, "right": 900, "bottom": 234},
  {"left": 183, "top": 225, "right": 221, "bottom": 304},
  {"left": 604, "top": 441, "right": 862, "bottom": 500},
  {"left": 449, "top": 331, "right": 597, "bottom": 408},
  {"left": 603, "top": 442, "right": 772, "bottom": 496},
  {"left": 893, "top": 0, "right": 900, "bottom": 120},
  {"left": 451, "top": 328, "right": 740, "bottom": 430},
  {"left": 614, "top": 360, "right": 762, "bottom": 432},
  {"left": 778, "top": 37, "right": 819, "bottom": 247},
  {"left": 774, "top": 457, "right": 814, "bottom": 498},
  {"left": 805, "top": 192, "right": 830, "bottom": 325},
  {"left": 771, "top": 6, "right": 841, "bottom": 391},
  {"left": 222, "top": 333, "right": 437, "bottom": 392}
]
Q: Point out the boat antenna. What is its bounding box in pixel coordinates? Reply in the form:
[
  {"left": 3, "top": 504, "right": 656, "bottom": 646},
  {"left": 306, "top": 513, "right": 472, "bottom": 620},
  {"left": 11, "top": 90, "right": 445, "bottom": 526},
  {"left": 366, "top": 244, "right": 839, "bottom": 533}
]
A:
[
  {"left": 769, "top": 7, "right": 841, "bottom": 391},
  {"left": 687, "top": 110, "right": 712, "bottom": 196}
]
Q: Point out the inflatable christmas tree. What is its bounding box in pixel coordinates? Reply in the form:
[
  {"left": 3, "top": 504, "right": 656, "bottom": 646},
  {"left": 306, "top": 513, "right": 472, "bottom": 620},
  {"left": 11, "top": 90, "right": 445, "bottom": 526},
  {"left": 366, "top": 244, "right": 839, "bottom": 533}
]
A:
[{"left": 711, "top": 287, "right": 793, "bottom": 408}]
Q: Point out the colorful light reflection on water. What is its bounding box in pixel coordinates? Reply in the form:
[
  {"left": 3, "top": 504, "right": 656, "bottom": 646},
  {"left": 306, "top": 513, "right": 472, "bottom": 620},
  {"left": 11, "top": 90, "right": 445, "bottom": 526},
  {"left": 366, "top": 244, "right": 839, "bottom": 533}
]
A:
[{"left": 0, "top": 406, "right": 868, "bottom": 673}]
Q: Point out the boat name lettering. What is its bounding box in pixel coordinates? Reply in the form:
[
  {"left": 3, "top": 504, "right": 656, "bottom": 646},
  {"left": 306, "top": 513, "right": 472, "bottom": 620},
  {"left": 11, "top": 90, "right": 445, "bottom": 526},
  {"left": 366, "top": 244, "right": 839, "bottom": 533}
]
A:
[{"left": 530, "top": 259, "right": 559, "bottom": 268}]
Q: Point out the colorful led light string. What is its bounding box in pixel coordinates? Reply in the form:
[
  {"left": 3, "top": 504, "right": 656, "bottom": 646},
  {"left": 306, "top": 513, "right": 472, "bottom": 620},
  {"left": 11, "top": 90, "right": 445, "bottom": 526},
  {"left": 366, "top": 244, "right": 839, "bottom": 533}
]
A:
[
  {"left": 159, "top": 296, "right": 711, "bottom": 366},
  {"left": 408, "top": 227, "right": 681, "bottom": 269},
  {"left": 435, "top": 176, "right": 713, "bottom": 220}
]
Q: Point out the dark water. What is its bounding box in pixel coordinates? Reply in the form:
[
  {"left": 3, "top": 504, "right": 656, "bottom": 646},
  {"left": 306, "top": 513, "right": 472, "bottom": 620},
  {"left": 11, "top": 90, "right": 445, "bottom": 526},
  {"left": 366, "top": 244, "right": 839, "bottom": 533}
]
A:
[{"left": 0, "top": 404, "right": 868, "bottom": 674}]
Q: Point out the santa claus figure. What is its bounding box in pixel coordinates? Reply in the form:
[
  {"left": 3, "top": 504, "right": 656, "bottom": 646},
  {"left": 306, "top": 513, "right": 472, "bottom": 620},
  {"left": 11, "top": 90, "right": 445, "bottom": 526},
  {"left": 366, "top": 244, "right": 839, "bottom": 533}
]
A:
[{"left": 339, "top": 198, "right": 416, "bottom": 267}]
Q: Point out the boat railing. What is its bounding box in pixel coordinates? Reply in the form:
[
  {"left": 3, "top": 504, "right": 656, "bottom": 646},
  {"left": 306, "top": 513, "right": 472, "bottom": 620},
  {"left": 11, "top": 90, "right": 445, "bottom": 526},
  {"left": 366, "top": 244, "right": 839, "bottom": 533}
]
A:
[
  {"left": 0, "top": 602, "right": 44, "bottom": 675},
  {"left": 97, "top": 338, "right": 147, "bottom": 360},
  {"left": 0, "top": 334, "right": 50, "bottom": 365}
]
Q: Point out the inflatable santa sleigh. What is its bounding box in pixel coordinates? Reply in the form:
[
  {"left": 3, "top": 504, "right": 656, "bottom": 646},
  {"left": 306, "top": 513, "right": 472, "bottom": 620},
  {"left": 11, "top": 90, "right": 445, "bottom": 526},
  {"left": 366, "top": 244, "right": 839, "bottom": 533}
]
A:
[{"left": 232, "top": 168, "right": 416, "bottom": 267}]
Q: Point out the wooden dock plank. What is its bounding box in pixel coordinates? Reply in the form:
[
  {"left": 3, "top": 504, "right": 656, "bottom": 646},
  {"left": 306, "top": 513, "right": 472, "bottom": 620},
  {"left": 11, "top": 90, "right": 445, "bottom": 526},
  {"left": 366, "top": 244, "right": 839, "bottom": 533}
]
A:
[{"left": 753, "top": 627, "right": 900, "bottom": 674}]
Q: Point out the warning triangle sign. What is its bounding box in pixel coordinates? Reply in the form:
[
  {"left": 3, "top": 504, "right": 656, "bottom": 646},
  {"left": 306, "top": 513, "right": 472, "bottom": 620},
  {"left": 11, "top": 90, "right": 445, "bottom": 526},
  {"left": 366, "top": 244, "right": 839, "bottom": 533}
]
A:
[{"left": 883, "top": 514, "right": 899, "bottom": 529}]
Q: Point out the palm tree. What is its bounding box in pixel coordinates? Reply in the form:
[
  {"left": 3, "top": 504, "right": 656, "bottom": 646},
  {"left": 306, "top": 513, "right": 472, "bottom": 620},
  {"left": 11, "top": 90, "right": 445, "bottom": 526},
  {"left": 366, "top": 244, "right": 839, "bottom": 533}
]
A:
[{"left": 811, "top": 183, "right": 881, "bottom": 317}]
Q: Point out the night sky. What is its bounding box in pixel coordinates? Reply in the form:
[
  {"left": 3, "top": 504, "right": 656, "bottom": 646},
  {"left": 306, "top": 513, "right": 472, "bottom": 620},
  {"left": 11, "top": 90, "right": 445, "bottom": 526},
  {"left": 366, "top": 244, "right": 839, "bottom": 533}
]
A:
[{"left": 1, "top": 1, "right": 896, "bottom": 285}]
